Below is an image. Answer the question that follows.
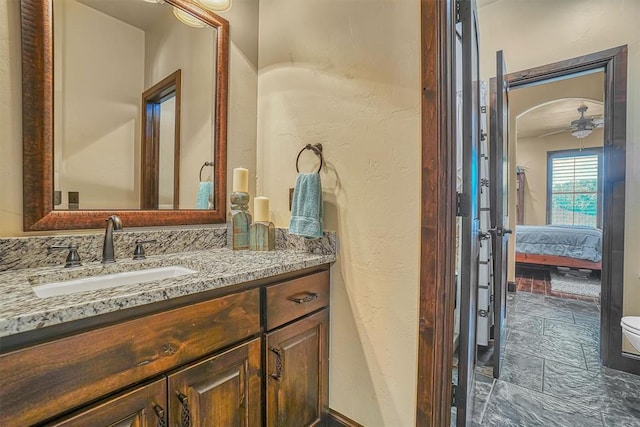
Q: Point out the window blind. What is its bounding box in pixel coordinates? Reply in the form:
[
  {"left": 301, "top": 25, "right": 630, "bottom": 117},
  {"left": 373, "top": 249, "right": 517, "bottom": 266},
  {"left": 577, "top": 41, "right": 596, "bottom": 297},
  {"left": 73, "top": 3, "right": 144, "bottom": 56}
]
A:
[{"left": 550, "top": 154, "right": 599, "bottom": 226}]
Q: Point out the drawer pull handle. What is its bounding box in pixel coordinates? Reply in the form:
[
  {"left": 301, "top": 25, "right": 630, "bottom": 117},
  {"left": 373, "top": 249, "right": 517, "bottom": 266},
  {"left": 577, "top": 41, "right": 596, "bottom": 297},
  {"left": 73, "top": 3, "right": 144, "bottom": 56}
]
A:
[
  {"left": 153, "top": 404, "right": 167, "bottom": 427},
  {"left": 269, "top": 347, "right": 283, "bottom": 381},
  {"left": 176, "top": 392, "right": 191, "bottom": 427},
  {"left": 290, "top": 292, "right": 319, "bottom": 304}
]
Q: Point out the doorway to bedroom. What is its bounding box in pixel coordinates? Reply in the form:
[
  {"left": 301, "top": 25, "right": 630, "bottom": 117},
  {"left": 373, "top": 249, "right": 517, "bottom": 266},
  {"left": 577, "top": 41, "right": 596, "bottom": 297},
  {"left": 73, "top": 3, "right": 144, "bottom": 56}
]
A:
[{"left": 512, "top": 70, "right": 604, "bottom": 304}]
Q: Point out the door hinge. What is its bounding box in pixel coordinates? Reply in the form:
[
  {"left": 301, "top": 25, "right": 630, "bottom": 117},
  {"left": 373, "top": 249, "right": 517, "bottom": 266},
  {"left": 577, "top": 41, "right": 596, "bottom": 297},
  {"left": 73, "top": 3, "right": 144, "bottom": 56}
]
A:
[
  {"left": 455, "top": 0, "right": 461, "bottom": 23},
  {"left": 456, "top": 192, "right": 469, "bottom": 217},
  {"left": 451, "top": 383, "right": 457, "bottom": 407}
]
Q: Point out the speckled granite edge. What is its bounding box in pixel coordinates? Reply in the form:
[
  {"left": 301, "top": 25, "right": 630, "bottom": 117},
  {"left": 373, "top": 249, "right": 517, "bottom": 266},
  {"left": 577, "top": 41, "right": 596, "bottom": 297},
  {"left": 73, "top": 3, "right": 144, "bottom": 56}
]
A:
[
  {"left": 0, "top": 227, "right": 336, "bottom": 272},
  {"left": 275, "top": 229, "right": 337, "bottom": 256},
  {"left": 0, "top": 248, "right": 336, "bottom": 338}
]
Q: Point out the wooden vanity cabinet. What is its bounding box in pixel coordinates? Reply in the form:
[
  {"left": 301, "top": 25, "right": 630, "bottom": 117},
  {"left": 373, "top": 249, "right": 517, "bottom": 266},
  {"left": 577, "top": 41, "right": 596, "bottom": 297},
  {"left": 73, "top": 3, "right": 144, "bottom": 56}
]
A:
[
  {"left": 0, "top": 289, "right": 261, "bottom": 426},
  {"left": 168, "top": 338, "right": 262, "bottom": 427},
  {"left": 0, "top": 267, "right": 330, "bottom": 427},
  {"left": 264, "top": 270, "right": 330, "bottom": 426},
  {"left": 266, "top": 309, "right": 329, "bottom": 427},
  {"left": 44, "top": 379, "right": 167, "bottom": 427},
  {"left": 45, "top": 338, "right": 262, "bottom": 427}
]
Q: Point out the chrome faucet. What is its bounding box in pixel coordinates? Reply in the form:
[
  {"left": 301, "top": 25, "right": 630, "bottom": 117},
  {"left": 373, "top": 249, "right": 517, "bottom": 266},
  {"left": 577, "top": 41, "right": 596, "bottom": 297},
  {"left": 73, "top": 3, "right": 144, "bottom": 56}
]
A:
[{"left": 101, "top": 215, "right": 123, "bottom": 263}]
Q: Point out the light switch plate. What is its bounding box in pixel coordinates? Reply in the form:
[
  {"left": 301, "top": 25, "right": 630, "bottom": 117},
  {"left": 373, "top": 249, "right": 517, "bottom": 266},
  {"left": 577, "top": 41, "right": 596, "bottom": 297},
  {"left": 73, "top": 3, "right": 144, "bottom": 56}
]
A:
[{"left": 289, "top": 188, "right": 294, "bottom": 211}]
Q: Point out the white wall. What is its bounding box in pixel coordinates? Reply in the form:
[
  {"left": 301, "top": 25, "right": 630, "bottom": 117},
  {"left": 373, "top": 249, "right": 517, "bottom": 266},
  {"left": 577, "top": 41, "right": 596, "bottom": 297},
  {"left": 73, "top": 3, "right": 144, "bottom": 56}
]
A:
[
  {"left": 158, "top": 97, "right": 176, "bottom": 208},
  {"left": 257, "top": 1, "right": 420, "bottom": 425},
  {"left": 479, "top": 0, "right": 640, "bottom": 354}
]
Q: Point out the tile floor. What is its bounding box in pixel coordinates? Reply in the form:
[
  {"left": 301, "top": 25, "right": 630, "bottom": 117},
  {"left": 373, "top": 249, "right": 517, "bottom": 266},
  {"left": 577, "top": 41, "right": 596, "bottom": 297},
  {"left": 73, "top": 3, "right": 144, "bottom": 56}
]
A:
[
  {"left": 515, "top": 269, "right": 600, "bottom": 303},
  {"left": 453, "top": 278, "right": 640, "bottom": 426}
]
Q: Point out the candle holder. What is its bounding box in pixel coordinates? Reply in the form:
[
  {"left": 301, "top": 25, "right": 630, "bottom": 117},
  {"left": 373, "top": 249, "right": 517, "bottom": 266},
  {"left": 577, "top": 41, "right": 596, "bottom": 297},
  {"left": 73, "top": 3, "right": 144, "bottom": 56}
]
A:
[
  {"left": 249, "top": 221, "right": 275, "bottom": 251},
  {"left": 227, "top": 191, "right": 251, "bottom": 250}
]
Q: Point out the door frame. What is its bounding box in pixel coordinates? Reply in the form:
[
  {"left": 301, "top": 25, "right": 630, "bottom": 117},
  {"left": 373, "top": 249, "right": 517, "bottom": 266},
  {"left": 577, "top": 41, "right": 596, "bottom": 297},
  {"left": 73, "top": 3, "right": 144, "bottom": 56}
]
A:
[
  {"left": 141, "top": 69, "right": 182, "bottom": 210},
  {"left": 417, "top": 5, "right": 634, "bottom": 424},
  {"left": 416, "top": 0, "right": 457, "bottom": 425},
  {"left": 503, "top": 46, "right": 637, "bottom": 374}
]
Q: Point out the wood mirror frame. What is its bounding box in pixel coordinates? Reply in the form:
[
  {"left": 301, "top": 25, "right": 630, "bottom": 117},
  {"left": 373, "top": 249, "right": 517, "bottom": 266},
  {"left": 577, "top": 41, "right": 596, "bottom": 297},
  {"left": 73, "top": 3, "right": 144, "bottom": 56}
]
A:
[{"left": 21, "top": 0, "right": 228, "bottom": 231}]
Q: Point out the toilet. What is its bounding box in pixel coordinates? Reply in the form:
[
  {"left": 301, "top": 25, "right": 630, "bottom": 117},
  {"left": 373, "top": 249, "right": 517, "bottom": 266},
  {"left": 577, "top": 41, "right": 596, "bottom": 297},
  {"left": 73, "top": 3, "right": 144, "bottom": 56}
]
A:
[{"left": 621, "top": 317, "right": 640, "bottom": 352}]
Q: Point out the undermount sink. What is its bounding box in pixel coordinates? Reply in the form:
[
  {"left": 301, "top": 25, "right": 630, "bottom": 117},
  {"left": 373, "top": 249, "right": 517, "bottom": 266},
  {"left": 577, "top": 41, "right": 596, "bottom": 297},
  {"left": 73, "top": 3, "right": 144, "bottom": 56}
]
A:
[{"left": 32, "top": 266, "right": 198, "bottom": 298}]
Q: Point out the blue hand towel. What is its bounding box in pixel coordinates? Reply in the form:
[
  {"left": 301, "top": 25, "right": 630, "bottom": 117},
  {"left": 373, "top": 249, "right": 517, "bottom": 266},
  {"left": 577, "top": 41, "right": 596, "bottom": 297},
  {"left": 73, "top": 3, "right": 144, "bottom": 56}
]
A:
[
  {"left": 196, "top": 181, "right": 213, "bottom": 209},
  {"left": 289, "top": 173, "right": 323, "bottom": 239}
]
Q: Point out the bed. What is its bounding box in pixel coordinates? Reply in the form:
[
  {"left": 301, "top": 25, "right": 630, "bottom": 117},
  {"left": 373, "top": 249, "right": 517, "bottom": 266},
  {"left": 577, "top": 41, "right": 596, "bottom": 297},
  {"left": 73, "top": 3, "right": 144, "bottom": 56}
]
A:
[{"left": 515, "top": 225, "right": 602, "bottom": 270}]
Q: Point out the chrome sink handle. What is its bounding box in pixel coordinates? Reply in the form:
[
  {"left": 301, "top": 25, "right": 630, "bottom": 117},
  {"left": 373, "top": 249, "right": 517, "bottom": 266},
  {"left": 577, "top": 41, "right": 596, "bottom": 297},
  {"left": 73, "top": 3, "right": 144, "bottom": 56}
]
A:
[
  {"left": 101, "top": 215, "right": 123, "bottom": 264},
  {"left": 48, "top": 244, "right": 82, "bottom": 268}
]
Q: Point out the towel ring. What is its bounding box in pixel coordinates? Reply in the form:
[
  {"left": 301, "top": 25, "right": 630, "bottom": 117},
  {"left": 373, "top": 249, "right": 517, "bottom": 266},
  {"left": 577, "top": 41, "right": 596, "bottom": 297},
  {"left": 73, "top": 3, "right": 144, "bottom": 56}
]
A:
[
  {"left": 199, "top": 162, "right": 214, "bottom": 181},
  {"left": 296, "top": 144, "right": 323, "bottom": 173}
]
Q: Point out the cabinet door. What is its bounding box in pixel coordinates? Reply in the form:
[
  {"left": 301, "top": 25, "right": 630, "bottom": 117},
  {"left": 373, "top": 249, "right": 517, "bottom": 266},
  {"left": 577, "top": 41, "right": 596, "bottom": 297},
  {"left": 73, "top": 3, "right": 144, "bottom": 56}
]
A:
[
  {"left": 266, "top": 309, "right": 329, "bottom": 427},
  {"left": 168, "top": 338, "right": 261, "bottom": 427},
  {"left": 44, "top": 379, "right": 166, "bottom": 427}
]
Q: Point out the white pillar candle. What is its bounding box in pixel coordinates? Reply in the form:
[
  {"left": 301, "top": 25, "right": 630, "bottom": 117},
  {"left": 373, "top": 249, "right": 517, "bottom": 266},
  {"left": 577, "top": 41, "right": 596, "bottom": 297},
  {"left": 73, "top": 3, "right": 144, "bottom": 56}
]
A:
[
  {"left": 254, "top": 196, "right": 270, "bottom": 222},
  {"left": 232, "top": 167, "right": 249, "bottom": 192}
]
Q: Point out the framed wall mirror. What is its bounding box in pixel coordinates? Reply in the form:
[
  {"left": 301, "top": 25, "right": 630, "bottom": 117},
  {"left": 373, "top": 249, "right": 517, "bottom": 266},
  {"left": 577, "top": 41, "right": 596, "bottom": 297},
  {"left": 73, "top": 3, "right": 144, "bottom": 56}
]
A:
[{"left": 21, "top": 0, "right": 228, "bottom": 230}]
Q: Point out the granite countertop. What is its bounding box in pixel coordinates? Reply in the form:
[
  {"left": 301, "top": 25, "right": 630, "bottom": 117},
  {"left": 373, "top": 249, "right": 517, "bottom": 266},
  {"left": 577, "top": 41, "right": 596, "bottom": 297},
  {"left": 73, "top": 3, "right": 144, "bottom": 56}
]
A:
[{"left": 0, "top": 248, "right": 335, "bottom": 339}]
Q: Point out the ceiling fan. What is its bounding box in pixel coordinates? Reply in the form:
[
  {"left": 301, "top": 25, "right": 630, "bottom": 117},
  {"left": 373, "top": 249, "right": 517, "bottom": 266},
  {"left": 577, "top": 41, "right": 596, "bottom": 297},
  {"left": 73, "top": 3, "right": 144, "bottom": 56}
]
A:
[{"left": 537, "top": 105, "right": 604, "bottom": 139}]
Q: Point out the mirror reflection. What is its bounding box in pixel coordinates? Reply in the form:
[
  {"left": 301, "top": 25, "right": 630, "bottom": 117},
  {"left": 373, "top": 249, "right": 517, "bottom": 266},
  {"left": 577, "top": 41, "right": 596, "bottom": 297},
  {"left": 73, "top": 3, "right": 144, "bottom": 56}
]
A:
[{"left": 52, "top": 0, "right": 217, "bottom": 210}]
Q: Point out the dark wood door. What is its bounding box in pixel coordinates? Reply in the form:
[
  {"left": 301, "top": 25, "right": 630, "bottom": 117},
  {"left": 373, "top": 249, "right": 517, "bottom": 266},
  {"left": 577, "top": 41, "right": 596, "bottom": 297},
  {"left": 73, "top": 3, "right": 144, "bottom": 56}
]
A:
[
  {"left": 44, "top": 379, "right": 167, "bottom": 427},
  {"left": 168, "top": 338, "right": 262, "bottom": 427},
  {"left": 489, "top": 50, "right": 511, "bottom": 379},
  {"left": 265, "top": 309, "right": 329, "bottom": 427},
  {"left": 457, "top": 0, "right": 482, "bottom": 425}
]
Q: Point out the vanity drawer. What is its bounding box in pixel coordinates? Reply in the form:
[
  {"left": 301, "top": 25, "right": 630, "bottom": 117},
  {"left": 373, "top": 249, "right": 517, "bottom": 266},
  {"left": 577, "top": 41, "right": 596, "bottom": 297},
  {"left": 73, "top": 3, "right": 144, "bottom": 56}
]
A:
[
  {"left": 266, "top": 270, "right": 330, "bottom": 330},
  {"left": 0, "top": 288, "right": 260, "bottom": 427}
]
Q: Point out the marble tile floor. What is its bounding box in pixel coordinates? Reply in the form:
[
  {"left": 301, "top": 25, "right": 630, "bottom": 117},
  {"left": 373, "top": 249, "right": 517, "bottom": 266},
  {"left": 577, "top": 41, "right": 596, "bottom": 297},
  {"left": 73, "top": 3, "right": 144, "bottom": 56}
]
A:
[{"left": 453, "top": 291, "right": 640, "bottom": 426}]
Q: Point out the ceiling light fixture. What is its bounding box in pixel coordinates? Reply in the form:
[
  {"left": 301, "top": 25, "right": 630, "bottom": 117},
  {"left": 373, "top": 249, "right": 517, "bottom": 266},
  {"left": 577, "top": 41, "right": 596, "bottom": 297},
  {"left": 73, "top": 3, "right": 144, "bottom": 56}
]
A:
[
  {"left": 571, "top": 127, "right": 593, "bottom": 139},
  {"left": 173, "top": 7, "right": 206, "bottom": 28},
  {"left": 570, "top": 105, "right": 595, "bottom": 139},
  {"left": 194, "top": 0, "right": 232, "bottom": 12}
]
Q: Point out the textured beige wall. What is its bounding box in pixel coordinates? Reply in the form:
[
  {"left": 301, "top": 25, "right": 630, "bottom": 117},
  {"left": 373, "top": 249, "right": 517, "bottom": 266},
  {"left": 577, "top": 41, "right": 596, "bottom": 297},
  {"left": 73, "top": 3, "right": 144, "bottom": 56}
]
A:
[
  {"left": 54, "top": 0, "right": 144, "bottom": 210},
  {"left": 257, "top": 1, "right": 420, "bottom": 425},
  {"left": 0, "top": 0, "right": 25, "bottom": 235},
  {"left": 145, "top": 10, "right": 218, "bottom": 209},
  {"left": 518, "top": 131, "right": 604, "bottom": 226},
  {"left": 218, "top": 0, "right": 259, "bottom": 203},
  {"left": 479, "top": 0, "right": 640, "bottom": 354},
  {"left": 0, "top": 0, "right": 258, "bottom": 236}
]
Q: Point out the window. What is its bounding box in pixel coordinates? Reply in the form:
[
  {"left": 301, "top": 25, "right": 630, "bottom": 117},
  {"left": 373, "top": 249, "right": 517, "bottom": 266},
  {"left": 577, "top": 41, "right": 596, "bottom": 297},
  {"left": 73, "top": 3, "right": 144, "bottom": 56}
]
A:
[{"left": 547, "top": 148, "right": 602, "bottom": 227}]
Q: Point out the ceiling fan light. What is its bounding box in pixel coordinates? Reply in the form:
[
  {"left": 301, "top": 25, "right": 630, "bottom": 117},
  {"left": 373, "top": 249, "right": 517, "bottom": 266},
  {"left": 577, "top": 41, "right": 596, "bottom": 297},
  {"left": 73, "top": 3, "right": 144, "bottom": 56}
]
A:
[
  {"left": 194, "top": 0, "right": 231, "bottom": 12},
  {"left": 173, "top": 7, "right": 206, "bottom": 28},
  {"left": 571, "top": 128, "right": 592, "bottom": 139}
]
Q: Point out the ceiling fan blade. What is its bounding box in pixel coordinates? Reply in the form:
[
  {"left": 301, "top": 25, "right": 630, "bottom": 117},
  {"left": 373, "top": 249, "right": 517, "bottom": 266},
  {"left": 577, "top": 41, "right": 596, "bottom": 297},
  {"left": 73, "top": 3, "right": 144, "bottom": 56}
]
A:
[{"left": 536, "top": 128, "right": 571, "bottom": 138}]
